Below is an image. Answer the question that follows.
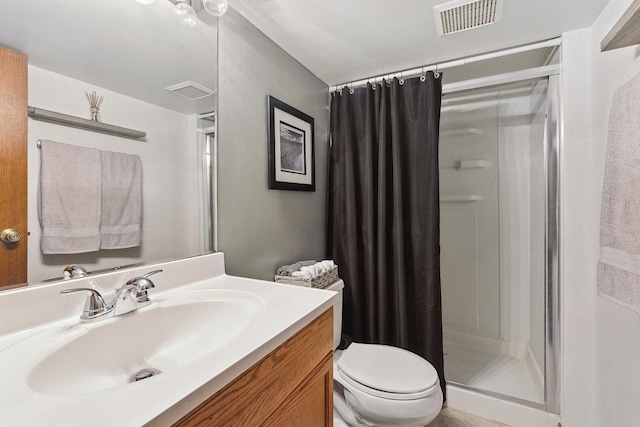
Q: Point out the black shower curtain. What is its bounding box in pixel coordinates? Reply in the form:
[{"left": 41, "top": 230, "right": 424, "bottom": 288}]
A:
[{"left": 327, "top": 73, "right": 445, "bottom": 397}]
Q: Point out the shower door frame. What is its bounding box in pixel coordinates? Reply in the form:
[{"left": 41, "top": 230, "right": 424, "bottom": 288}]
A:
[{"left": 441, "top": 67, "right": 561, "bottom": 414}]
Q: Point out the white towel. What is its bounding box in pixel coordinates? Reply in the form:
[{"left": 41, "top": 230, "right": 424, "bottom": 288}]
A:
[
  {"left": 99, "top": 150, "right": 142, "bottom": 249},
  {"left": 320, "top": 260, "right": 335, "bottom": 270},
  {"left": 597, "top": 72, "right": 640, "bottom": 313},
  {"left": 292, "top": 270, "right": 313, "bottom": 279},
  {"left": 38, "top": 140, "right": 101, "bottom": 254}
]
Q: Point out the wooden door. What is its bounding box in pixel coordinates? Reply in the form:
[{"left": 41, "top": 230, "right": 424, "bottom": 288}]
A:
[{"left": 0, "top": 46, "right": 28, "bottom": 289}]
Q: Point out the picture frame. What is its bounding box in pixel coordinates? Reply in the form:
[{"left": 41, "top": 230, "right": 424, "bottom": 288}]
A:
[{"left": 267, "top": 96, "right": 315, "bottom": 191}]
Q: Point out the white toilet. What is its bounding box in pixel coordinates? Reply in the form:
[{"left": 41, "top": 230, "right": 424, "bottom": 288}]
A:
[{"left": 327, "top": 280, "right": 443, "bottom": 427}]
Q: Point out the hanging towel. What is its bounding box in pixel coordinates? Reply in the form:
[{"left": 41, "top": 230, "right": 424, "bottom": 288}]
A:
[
  {"left": 99, "top": 150, "right": 142, "bottom": 249},
  {"left": 38, "top": 140, "right": 102, "bottom": 254},
  {"left": 597, "top": 72, "right": 640, "bottom": 313}
]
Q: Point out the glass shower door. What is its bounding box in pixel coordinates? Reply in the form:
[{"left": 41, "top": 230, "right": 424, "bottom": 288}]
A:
[{"left": 439, "top": 79, "right": 550, "bottom": 406}]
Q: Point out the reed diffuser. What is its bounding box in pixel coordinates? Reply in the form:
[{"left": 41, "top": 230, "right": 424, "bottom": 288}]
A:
[{"left": 86, "top": 91, "right": 104, "bottom": 122}]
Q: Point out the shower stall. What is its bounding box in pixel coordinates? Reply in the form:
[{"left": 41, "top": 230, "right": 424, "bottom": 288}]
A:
[{"left": 439, "top": 73, "right": 559, "bottom": 411}]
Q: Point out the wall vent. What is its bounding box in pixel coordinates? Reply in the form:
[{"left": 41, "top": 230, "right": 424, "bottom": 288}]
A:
[{"left": 434, "top": 0, "right": 503, "bottom": 36}]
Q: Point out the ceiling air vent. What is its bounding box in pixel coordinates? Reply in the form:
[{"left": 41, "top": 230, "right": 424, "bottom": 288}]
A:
[
  {"left": 434, "top": 0, "right": 503, "bottom": 36},
  {"left": 165, "top": 81, "right": 215, "bottom": 100}
]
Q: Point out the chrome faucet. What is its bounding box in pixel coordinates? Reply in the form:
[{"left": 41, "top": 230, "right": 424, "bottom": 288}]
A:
[
  {"left": 63, "top": 265, "right": 89, "bottom": 279},
  {"left": 61, "top": 270, "right": 162, "bottom": 322}
]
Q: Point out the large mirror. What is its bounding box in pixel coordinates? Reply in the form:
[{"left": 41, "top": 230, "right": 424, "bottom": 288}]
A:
[{"left": 0, "top": 0, "right": 218, "bottom": 287}]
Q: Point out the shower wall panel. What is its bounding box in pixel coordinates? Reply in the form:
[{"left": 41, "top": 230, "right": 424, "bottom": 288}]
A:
[
  {"left": 440, "top": 99, "right": 501, "bottom": 339},
  {"left": 497, "top": 92, "right": 534, "bottom": 344}
]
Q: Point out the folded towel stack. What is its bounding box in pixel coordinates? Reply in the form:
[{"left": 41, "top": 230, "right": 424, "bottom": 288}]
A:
[
  {"left": 276, "top": 260, "right": 317, "bottom": 276},
  {"left": 291, "top": 260, "right": 336, "bottom": 280},
  {"left": 275, "top": 260, "right": 338, "bottom": 288}
]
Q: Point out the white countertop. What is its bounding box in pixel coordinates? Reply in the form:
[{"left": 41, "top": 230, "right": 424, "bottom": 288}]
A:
[{"left": 0, "top": 253, "right": 336, "bottom": 426}]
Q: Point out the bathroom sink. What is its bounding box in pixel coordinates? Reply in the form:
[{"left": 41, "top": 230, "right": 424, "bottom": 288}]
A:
[{"left": 27, "top": 289, "right": 264, "bottom": 396}]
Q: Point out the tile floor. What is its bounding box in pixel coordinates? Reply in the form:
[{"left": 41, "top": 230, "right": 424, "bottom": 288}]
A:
[{"left": 428, "top": 408, "right": 512, "bottom": 427}]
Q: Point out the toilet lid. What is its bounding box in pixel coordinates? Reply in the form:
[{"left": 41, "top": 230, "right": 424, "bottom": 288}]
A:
[{"left": 337, "top": 343, "right": 439, "bottom": 396}]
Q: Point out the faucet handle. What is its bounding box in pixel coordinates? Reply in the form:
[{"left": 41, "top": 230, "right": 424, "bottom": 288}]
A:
[
  {"left": 63, "top": 265, "right": 89, "bottom": 280},
  {"left": 143, "top": 269, "right": 163, "bottom": 279},
  {"left": 60, "top": 288, "right": 111, "bottom": 321},
  {"left": 126, "top": 269, "right": 163, "bottom": 304},
  {"left": 126, "top": 269, "right": 163, "bottom": 290}
]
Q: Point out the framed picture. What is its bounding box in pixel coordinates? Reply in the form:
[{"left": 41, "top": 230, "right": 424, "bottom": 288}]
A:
[{"left": 267, "top": 96, "right": 315, "bottom": 191}]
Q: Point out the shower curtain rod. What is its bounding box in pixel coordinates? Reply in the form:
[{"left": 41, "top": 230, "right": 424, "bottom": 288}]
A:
[{"left": 328, "top": 37, "right": 561, "bottom": 92}]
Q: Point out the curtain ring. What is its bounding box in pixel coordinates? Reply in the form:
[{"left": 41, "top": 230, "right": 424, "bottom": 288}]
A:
[
  {"left": 399, "top": 72, "right": 405, "bottom": 85},
  {"left": 420, "top": 67, "right": 426, "bottom": 82},
  {"left": 349, "top": 86, "right": 355, "bottom": 95},
  {"left": 434, "top": 64, "right": 440, "bottom": 80}
]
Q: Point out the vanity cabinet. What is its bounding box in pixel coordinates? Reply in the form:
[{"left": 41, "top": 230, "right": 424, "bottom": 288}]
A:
[{"left": 174, "top": 309, "right": 333, "bottom": 427}]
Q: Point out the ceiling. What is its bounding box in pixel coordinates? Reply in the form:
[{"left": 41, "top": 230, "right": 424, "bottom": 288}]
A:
[
  {"left": 0, "top": 0, "right": 611, "bottom": 109},
  {"left": 0, "top": 0, "right": 218, "bottom": 114},
  {"left": 229, "top": 0, "right": 610, "bottom": 86}
]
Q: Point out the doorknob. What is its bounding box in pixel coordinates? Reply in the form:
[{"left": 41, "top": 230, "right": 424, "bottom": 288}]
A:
[{"left": 1, "top": 229, "right": 22, "bottom": 243}]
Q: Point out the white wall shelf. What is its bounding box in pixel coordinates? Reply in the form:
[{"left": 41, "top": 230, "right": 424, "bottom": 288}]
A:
[
  {"left": 28, "top": 106, "right": 146, "bottom": 139},
  {"left": 601, "top": 0, "right": 640, "bottom": 51}
]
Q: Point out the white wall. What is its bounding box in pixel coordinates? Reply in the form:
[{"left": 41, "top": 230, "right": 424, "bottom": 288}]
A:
[
  {"left": 560, "top": 28, "right": 597, "bottom": 426},
  {"left": 560, "top": 0, "right": 640, "bottom": 424},
  {"left": 589, "top": 0, "right": 640, "bottom": 425},
  {"left": 27, "top": 66, "right": 201, "bottom": 283}
]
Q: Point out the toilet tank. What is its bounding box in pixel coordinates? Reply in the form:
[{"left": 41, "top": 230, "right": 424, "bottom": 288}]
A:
[{"left": 325, "top": 279, "right": 344, "bottom": 350}]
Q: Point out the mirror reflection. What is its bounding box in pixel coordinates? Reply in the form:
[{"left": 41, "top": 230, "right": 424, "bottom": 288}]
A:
[{"left": 0, "top": 0, "right": 218, "bottom": 288}]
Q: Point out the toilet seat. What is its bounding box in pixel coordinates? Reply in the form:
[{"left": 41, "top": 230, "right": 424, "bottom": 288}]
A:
[{"left": 336, "top": 343, "right": 440, "bottom": 401}]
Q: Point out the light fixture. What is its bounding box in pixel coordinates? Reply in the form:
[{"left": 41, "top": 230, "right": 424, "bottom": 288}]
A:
[
  {"left": 202, "top": 0, "right": 228, "bottom": 17},
  {"left": 137, "top": 0, "right": 228, "bottom": 26},
  {"left": 173, "top": 0, "right": 198, "bottom": 28}
]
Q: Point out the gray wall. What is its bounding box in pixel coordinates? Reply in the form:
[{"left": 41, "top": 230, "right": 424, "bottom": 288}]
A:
[{"left": 217, "top": 8, "right": 329, "bottom": 280}]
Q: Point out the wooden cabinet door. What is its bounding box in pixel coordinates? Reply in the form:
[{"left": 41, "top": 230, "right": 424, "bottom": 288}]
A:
[
  {"left": 174, "top": 309, "right": 333, "bottom": 427},
  {"left": 263, "top": 354, "right": 333, "bottom": 427},
  {"left": 0, "top": 46, "right": 28, "bottom": 289}
]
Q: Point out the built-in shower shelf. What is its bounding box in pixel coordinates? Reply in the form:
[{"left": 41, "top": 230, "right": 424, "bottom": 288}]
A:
[
  {"left": 440, "top": 127, "right": 484, "bottom": 137},
  {"left": 28, "top": 106, "right": 146, "bottom": 139},
  {"left": 457, "top": 160, "right": 491, "bottom": 169},
  {"left": 440, "top": 195, "right": 484, "bottom": 202},
  {"left": 601, "top": 0, "right": 640, "bottom": 51}
]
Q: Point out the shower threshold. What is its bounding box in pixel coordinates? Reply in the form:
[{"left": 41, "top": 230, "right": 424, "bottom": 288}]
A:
[{"left": 443, "top": 331, "right": 543, "bottom": 404}]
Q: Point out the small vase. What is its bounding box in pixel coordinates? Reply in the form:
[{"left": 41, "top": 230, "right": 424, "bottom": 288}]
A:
[{"left": 90, "top": 107, "right": 101, "bottom": 122}]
